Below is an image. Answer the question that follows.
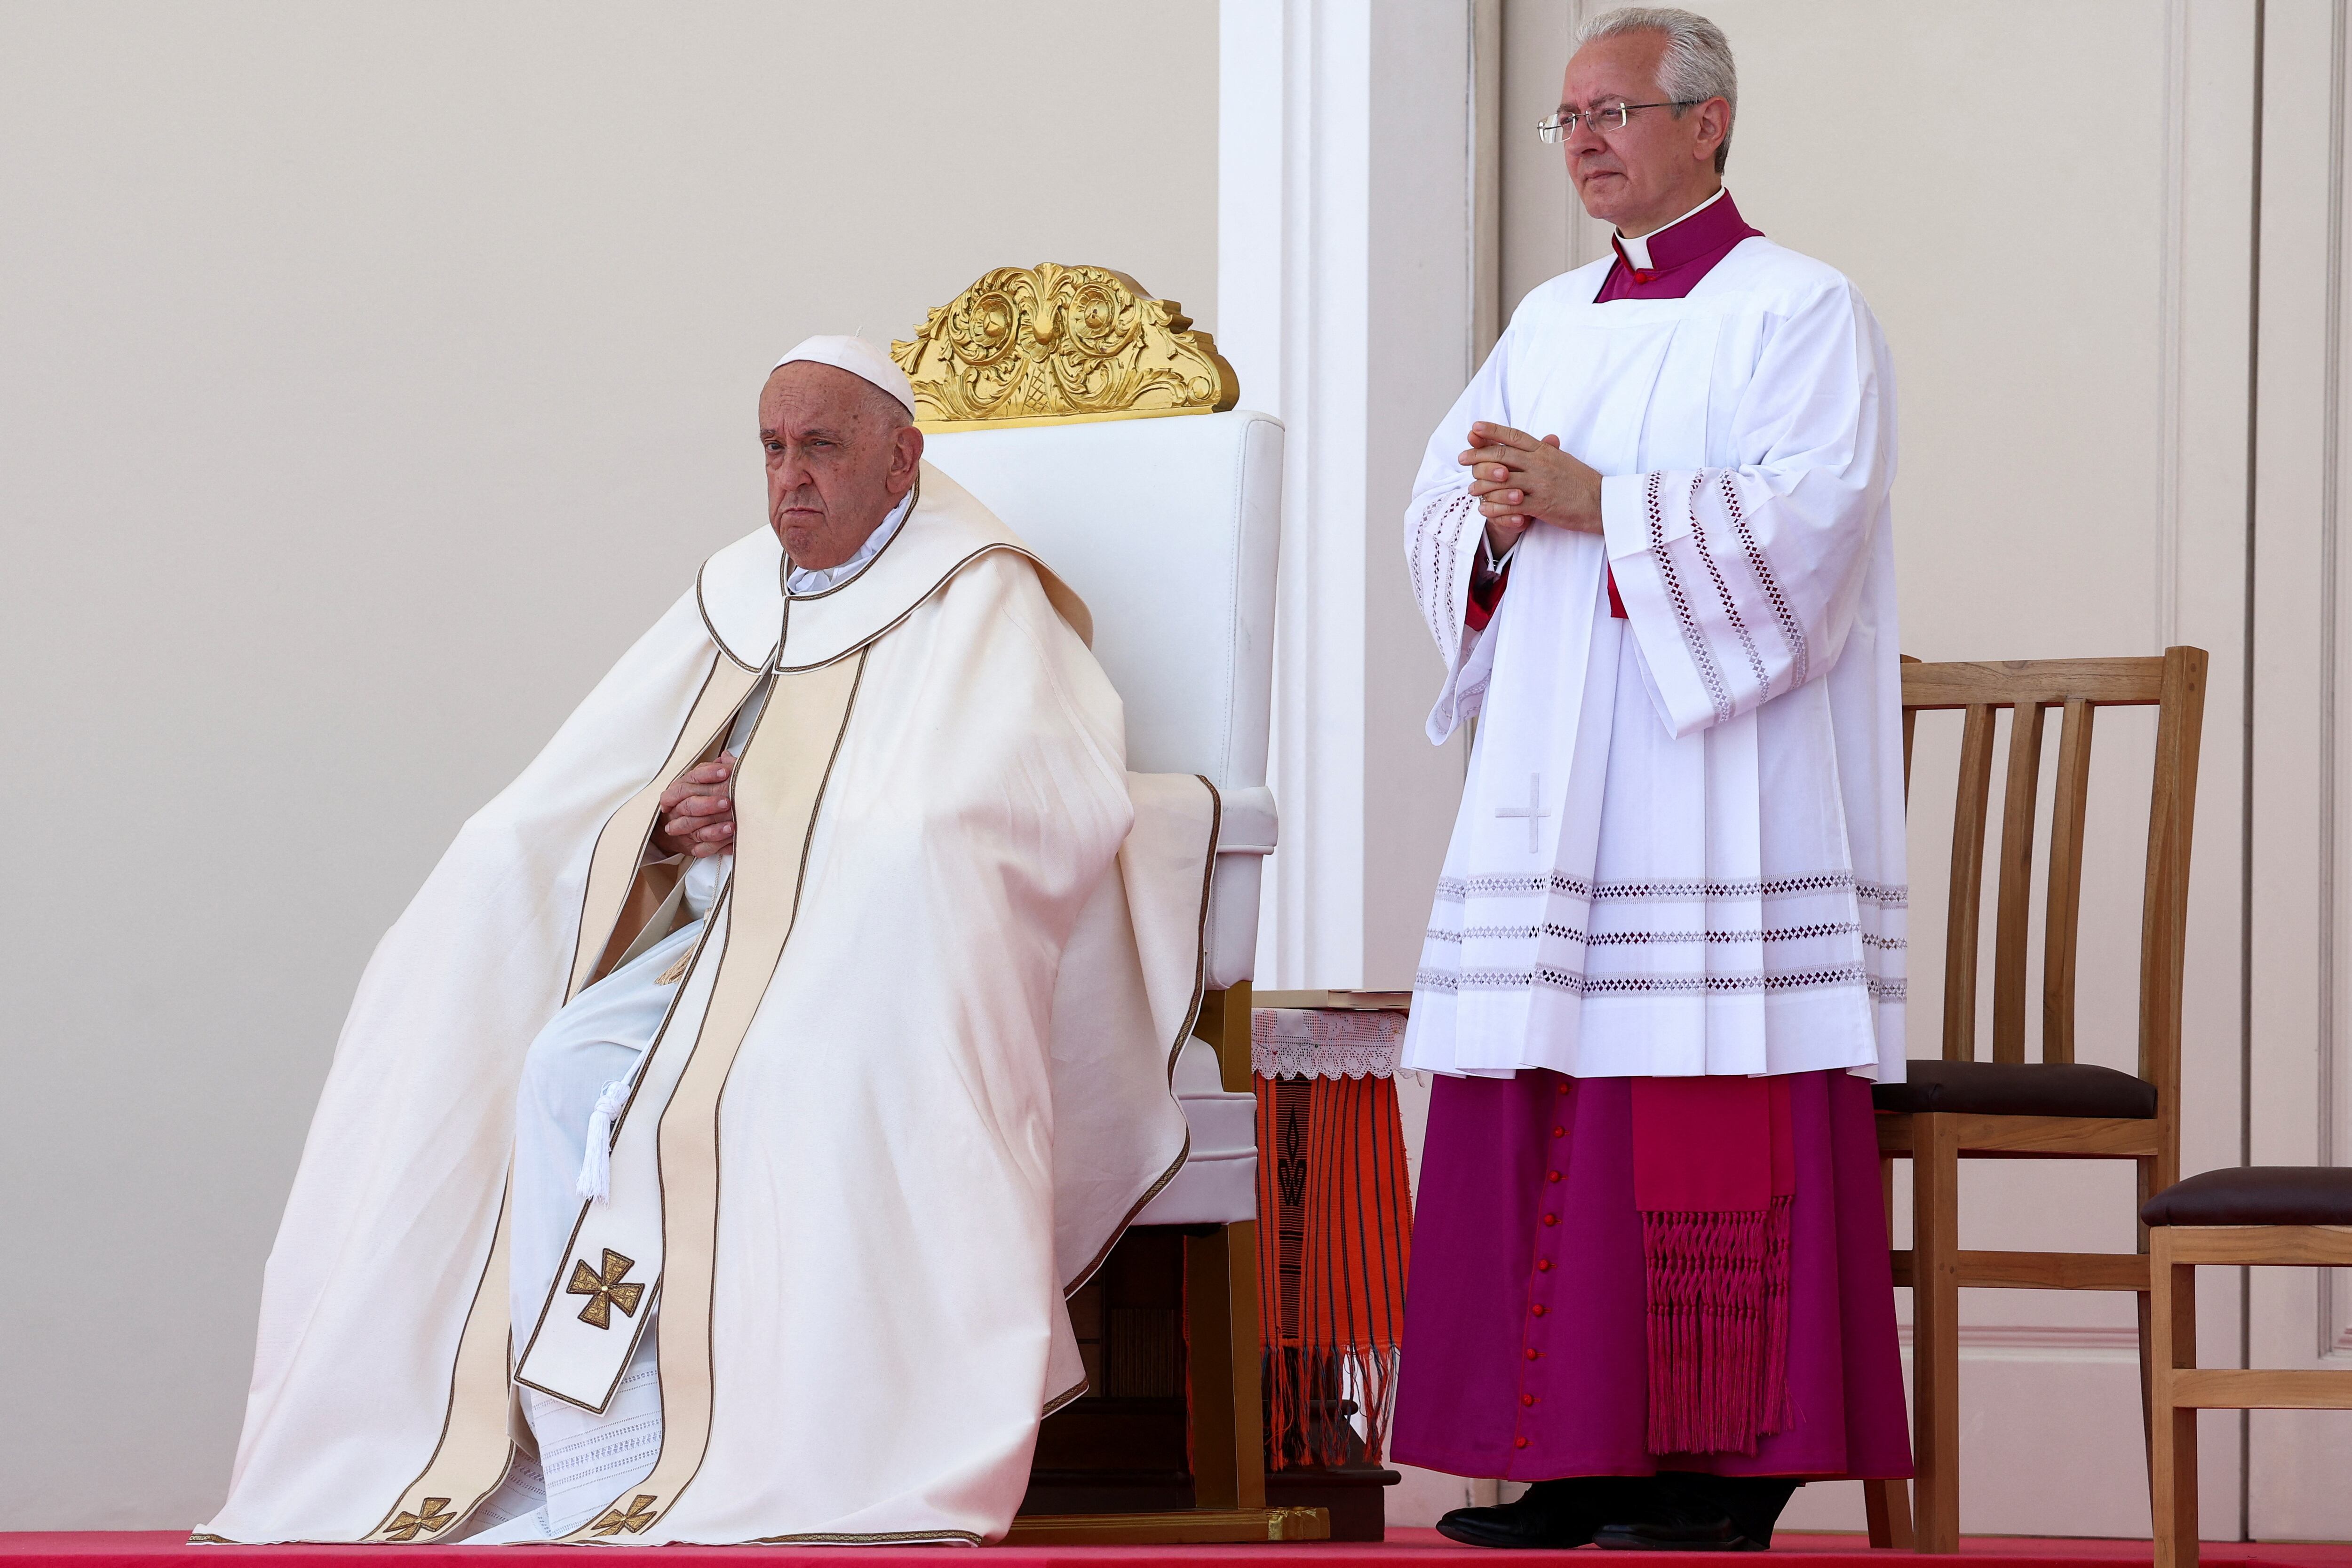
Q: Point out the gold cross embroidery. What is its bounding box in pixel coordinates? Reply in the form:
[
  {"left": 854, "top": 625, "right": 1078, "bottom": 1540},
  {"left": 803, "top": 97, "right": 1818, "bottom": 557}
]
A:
[
  {"left": 566, "top": 1248, "right": 645, "bottom": 1330},
  {"left": 589, "top": 1494, "right": 661, "bottom": 1536},
  {"left": 382, "top": 1497, "right": 455, "bottom": 1541}
]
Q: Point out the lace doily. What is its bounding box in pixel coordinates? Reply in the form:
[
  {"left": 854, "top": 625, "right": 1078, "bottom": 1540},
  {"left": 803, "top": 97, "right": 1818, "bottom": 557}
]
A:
[{"left": 1251, "top": 1008, "right": 1408, "bottom": 1081}]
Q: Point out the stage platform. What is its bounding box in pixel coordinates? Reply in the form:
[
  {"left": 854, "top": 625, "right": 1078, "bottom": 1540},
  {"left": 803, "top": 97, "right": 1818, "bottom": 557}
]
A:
[{"left": 6, "top": 1529, "right": 2349, "bottom": 1568}]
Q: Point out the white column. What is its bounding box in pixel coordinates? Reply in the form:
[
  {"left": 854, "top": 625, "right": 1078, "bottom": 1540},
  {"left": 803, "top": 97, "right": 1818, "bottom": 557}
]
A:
[{"left": 1220, "top": 0, "right": 1483, "bottom": 990}]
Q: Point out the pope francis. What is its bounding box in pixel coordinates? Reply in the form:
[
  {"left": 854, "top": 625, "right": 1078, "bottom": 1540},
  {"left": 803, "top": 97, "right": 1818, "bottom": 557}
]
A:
[{"left": 197, "top": 337, "right": 1216, "bottom": 1546}]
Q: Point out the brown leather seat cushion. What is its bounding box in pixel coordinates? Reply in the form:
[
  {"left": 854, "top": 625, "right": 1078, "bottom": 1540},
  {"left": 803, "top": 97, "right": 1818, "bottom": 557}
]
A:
[
  {"left": 2140, "top": 1167, "right": 2352, "bottom": 1228},
  {"left": 1870, "top": 1060, "right": 2158, "bottom": 1120}
]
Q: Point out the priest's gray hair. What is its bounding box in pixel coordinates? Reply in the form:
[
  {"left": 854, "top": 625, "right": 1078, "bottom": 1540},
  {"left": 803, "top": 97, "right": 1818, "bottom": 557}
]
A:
[{"left": 1576, "top": 7, "right": 1737, "bottom": 174}]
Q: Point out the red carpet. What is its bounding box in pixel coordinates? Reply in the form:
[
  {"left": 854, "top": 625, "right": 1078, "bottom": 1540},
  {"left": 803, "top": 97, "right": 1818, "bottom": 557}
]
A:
[{"left": 6, "top": 1530, "right": 2349, "bottom": 1568}]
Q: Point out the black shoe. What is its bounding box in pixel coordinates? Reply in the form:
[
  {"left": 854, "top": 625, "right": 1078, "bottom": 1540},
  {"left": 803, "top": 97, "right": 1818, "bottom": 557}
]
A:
[
  {"left": 1591, "top": 1474, "right": 1801, "bottom": 1552},
  {"left": 1437, "top": 1477, "right": 1667, "bottom": 1549},
  {"left": 1677, "top": 1476, "right": 1803, "bottom": 1550},
  {"left": 1591, "top": 1514, "right": 1756, "bottom": 1551}
]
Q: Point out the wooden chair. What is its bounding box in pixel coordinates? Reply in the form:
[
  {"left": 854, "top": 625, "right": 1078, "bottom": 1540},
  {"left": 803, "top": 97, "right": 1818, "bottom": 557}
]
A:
[
  {"left": 1862, "top": 649, "right": 2208, "bottom": 1552},
  {"left": 2142, "top": 1167, "right": 2352, "bottom": 1568}
]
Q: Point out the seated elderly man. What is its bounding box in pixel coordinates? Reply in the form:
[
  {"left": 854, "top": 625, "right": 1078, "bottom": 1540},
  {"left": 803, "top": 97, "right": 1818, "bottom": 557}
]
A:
[{"left": 199, "top": 339, "right": 1203, "bottom": 1547}]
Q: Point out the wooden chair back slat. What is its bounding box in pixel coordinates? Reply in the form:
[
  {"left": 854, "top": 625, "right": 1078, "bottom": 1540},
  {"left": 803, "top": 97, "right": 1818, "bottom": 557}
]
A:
[
  {"left": 2138, "top": 649, "right": 2207, "bottom": 1191},
  {"left": 1943, "top": 704, "right": 1998, "bottom": 1062},
  {"left": 1901, "top": 654, "right": 1921, "bottom": 802},
  {"left": 2041, "top": 698, "right": 2096, "bottom": 1065},
  {"left": 1991, "top": 704, "right": 2047, "bottom": 1063},
  {"left": 1901, "top": 650, "right": 2206, "bottom": 1091}
]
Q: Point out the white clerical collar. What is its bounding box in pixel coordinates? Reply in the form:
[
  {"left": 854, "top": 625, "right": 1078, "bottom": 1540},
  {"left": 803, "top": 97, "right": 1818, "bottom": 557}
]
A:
[
  {"left": 1615, "top": 186, "right": 1727, "bottom": 270},
  {"left": 785, "top": 487, "right": 914, "bottom": 596}
]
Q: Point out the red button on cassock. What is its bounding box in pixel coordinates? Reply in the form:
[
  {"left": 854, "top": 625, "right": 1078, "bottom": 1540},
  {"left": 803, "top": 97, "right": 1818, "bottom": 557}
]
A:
[
  {"left": 1542, "top": 1213, "right": 1558, "bottom": 1226},
  {"left": 1557, "top": 1082, "right": 1571, "bottom": 1095},
  {"left": 1547, "top": 1171, "right": 1562, "bottom": 1183},
  {"left": 1522, "top": 1393, "right": 1537, "bottom": 1407},
  {"left": 1552, "top": 1126, "right": 1566, "bottom": 1138},
  {"left": 1531, "top": 1303, "right": 1547, "bottom": 1317},
  {"left": 1525, "top": 1347, "right": 1541, "bottom": 1361},
  {"left": 1536, "top": 1258, "right": 1553, "bottom": 1272},
  {"left": 1514, "top": 1436, "right": 1530, "bottom": 1449}
]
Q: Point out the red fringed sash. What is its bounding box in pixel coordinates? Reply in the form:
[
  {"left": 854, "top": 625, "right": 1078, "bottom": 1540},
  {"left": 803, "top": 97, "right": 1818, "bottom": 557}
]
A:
[
  {"left": 1254, "top": 1071, "right": 1414, "bottom": 1468},
  {"left": 1629, "top": 1075, "right": 1796, "bottom": 1457}
]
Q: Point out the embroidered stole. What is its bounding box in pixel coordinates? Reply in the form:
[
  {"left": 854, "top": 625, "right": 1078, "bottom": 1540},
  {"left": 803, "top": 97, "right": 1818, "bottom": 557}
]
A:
[{"left": 360, "top": 650, "right": 861, "bottom": 1544}]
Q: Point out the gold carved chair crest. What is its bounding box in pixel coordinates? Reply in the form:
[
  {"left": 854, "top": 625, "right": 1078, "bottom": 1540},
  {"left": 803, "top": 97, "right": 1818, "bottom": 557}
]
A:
[{"left": 890, "top": 263, "right": 1237, "bottom": 430}]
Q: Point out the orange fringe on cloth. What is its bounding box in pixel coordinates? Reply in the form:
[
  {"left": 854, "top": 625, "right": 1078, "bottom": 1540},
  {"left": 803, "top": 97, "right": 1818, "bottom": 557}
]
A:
[{"left": 1254, "top": 1071, "right": 1414, "bottom": 1468}]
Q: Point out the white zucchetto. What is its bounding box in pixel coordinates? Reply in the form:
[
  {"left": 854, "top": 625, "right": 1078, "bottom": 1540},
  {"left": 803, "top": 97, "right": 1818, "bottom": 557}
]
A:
[{"left": 770, "top": 334, "right": 917, "bottom": 419}]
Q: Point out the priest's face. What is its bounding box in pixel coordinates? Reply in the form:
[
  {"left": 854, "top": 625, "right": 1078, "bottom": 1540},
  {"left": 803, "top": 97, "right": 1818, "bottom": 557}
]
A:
[
  {"left": 759, "top": 363, "right": 925, "bottom": 571},
  {"left": 1559, "top": 32, "right": 1728, "bottom": 236}
]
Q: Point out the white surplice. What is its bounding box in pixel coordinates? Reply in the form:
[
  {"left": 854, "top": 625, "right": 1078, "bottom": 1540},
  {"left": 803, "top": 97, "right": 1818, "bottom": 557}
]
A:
[{"left": 1400, "top": 237, "right": 1908, "bottom": 1083}]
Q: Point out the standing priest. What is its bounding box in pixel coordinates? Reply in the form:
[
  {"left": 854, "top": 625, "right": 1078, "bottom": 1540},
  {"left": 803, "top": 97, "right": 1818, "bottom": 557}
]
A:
[
  {"left": 1396, "top": 8, "right": 1911, "bottom": 1552},
  {"left": 199, "top": 338, "right": 1214, "bottom": 1546}
]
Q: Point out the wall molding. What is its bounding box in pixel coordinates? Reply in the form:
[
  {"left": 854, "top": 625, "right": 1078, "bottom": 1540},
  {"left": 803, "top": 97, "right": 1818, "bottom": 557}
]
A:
[
  {"left": 1900, "top": 1323, "right": 2144, "bottom": 1360},
  {"left": 2157, "top": 0, "right": 2191, "bottom": 653},
  {"left": 1221, "top": 0, "right": 1373, "bottom": 988},
  {"left": 2321, "top": 0, "right": 2350, "bottom": 1364}
]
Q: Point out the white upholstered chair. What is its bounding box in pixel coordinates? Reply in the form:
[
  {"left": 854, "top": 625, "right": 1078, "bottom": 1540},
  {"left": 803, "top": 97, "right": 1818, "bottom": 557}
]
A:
[
  {"left": 905, "top": 265, "right": 1296, "bottom": 1543},
  {"left": 926, "top": 411, "right": 1281, "bottom": 1229}
]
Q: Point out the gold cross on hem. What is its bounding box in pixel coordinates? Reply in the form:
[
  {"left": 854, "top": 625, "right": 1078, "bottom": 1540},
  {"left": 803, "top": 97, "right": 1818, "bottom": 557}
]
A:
[
  {"left": 567, "top": 1248, "right": 645, "bottom": 1330},
  {"left": 382, "top": 1497, "right": 455, "bottom": 1541},
  {"left": 590, "top": 1494, "right": 661, "bottom": 1537}
]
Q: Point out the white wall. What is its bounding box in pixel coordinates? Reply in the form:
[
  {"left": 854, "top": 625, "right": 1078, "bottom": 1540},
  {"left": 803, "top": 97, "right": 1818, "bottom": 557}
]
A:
[
  {"left": 1220, "top": 0, "right": 1472, "bottom": 993},
  {"left": 0, "top": 1, "right": 1217, "bottom": 1529}
]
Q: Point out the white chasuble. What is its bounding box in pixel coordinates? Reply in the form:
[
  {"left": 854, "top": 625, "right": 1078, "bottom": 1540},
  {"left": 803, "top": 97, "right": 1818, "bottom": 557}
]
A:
[
  {"left": 1402, "top": 238, "right": 1908, "bottom": 1083},
  {"left": 199, "top": 465, "right": 1213, "bottom": 1547}
]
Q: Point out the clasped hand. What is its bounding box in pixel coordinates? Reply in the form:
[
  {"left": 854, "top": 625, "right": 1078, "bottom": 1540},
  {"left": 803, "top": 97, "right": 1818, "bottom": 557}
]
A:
[
  {"left": 653, "top": 758, "right": 736, "bottom": 858},
  {"left": 1461, "top": 420, "right": 1605, "bottom": 556}
]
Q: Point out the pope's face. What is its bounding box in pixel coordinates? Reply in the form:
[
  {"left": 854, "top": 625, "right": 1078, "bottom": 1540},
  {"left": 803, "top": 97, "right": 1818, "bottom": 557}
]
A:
[
  {"left": 1558, "top": 32, "right": 1725, "bottom": 235},
  {"left": 759, "top": 362, "right": 922, "bottom": 572}
]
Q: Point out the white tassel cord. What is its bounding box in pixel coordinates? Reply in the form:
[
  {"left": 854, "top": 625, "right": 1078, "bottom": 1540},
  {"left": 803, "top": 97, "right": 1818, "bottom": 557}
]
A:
[{"left": 576, "top": 1079, "right": 634, "bottom": 1202}]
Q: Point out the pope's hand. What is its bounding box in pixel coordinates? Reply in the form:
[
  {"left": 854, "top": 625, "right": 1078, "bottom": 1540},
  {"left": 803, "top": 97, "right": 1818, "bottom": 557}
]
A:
[
  {"left": 653, "top": 758, "right": 736, "bottom": 858},
  {"left": 1460, "top": 422, "right": 1604, "bottom": 551}
]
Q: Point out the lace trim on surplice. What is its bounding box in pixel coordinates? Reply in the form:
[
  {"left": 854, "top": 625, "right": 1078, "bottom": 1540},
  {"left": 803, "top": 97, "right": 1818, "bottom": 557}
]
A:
[
  {"left": 1407, "top": 488, "right": 1482, "bottom": 658},
  {"left": 1416, "top": 863, "right": 1906, "bottom": 1006}
]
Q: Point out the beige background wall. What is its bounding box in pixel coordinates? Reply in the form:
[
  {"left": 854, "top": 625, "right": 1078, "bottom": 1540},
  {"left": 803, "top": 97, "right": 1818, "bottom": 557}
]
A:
[{"left": 0, "top": 1, "right": 1217, "bottom": 1530}]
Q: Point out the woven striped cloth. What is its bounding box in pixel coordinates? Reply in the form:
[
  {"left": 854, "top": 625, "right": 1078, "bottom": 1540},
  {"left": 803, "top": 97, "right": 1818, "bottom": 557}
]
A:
[{"left": 1252, "top": 1008, "right": 1414, "bottom": 1468}]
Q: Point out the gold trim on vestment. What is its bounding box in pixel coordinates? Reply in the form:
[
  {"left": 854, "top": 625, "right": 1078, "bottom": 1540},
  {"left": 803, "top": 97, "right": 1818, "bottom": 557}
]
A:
[
  {"left": 1057, "top": 775, "right": 1224, "bottom": 1303},
  {"left": 775, "top": 543, "right": 1092, "bottom": 670},
  {"left": 558, "top": 649, "right": 869, "bottom": 1542},
  {"left": 749, "top": 1528, "right": 986, "bottom": 1546},
  {"left": 1041, "top": 1378, "right": 1091, "bottom": 1420},
  {"left": 357, "top": 1178, "right": 519, "bottom": 1544},
  {"left": 514, "top": 877, "right": 732, "bottom": 1413}
]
